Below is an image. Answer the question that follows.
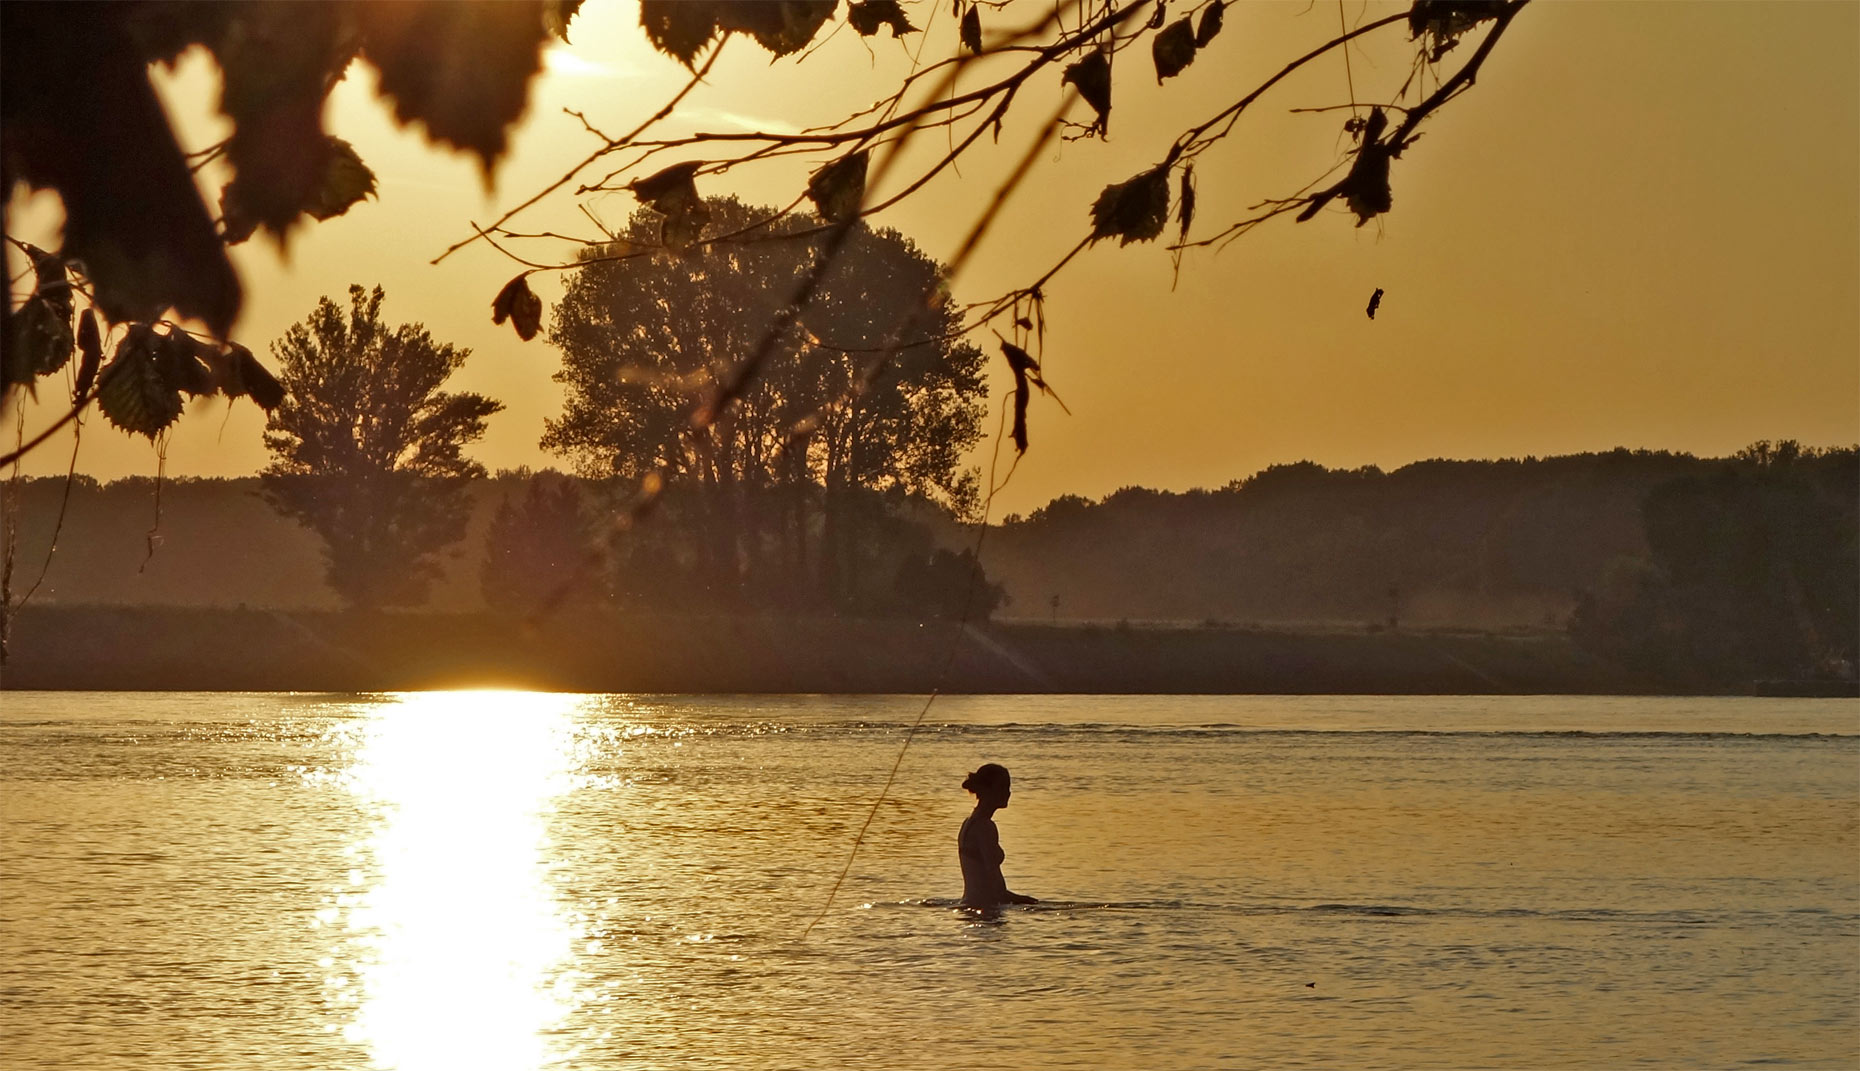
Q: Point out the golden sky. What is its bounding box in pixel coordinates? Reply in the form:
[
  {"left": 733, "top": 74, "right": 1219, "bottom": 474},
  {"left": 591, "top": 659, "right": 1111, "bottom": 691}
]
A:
[{"left": 7, "top": 0, "right": 1856, "bottom": 516}]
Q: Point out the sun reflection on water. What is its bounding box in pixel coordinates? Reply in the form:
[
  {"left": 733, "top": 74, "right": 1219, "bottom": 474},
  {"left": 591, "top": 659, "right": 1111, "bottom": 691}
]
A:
[{"left": 335, "top": 691, "right": 588, "bottom": 1070}]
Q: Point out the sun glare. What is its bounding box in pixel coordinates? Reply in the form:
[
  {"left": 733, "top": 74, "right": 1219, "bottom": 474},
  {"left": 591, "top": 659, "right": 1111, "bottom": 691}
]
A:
[{"left": 337, "top": 691, "right": 589, "bottom": 1070}]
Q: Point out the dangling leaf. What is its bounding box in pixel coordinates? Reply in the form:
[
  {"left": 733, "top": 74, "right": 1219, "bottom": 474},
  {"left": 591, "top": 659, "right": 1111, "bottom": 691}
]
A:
[
  {"left": 1062, "top": 51, "right": 1112, "bottom": 135},
  {"left": 358, "top": 2, "right": 553, "bottom": 176},
  {"left": 1342, "top": 109, "right": 1393, "bottom": 226},
  {"left": 1195, "top": 0, "right": 1225, "bottom": 47},
  {"left": 631, "top": 161, "right": 711, "bottom": 249},
  {"left": 25, "top": 244, "right": 72, "bottom": 320},
  {"left": 153, "top": 329, "right": 214, "bottom": 397},
  {"left": 491, "top": 274, "right": 545, "bottom": 341},
  {"left": 226, "top": 343, "right": 286, "bottom": 409},
  {"left": 639, "top": 0, "right": 721, "bottom": 67},
  {"left": 805, "top": 150, "right": 869, "bottom": 223},
  {"left": 717, "top": 1, "right": 838, "bottom": 56},
  {"left": 1152, "top": 17, "right": 1197, "bottom": 82},
  {"left": 98, "top": 325, "right": 184, "bottom": 439},
  {"left": 960, "top": 5, "right": 982, "bottom": 53},
  {"left": 1177, "top": 165, "right": 1196, "bottom": 243},
  {"left": 74, "top": 310, "right": 102, "bottom": 403},
  {"left": 1090, "top": 165, "right": 1171, "bottom": 245},
  {"left": 848, "top": 0, "right": 917, "bottom": 37},
  {"left": 544, "top": 0, "right": 586, "bottom": 42},
  {"left": 7, "top": 295, "right": 75, "bottom": 383},
  {"left": 305, "top": 138, "right": 378, "bottom": 221},
  {"left": 1001, "top": 341, "right": 1033, "bottom": 455}
]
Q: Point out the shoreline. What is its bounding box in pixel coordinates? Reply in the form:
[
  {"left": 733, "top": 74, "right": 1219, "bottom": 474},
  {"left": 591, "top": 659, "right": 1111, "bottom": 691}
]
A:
[{"left": 9, "top": 605, "right": 1843, "bottom": 696}]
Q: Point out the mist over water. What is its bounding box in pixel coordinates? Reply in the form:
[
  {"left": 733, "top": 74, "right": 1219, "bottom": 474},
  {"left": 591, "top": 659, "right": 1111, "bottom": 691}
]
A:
[{"left": 3, "top": 693, "right": 1856, "bottom": 1069}]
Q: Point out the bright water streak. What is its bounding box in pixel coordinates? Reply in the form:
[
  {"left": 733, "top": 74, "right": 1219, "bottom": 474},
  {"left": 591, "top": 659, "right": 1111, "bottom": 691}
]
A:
[{"left": 2, "top": 693, "right": 1856, "bottom": 1070}]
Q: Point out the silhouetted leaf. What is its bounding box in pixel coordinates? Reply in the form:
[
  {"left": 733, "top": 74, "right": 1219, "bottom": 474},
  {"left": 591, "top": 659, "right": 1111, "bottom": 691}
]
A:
[
  {"left": 631, "top": 161, "right": 711, "bottom": 249},
  {"left": 154, "top": 330, "right": 215, "bottom": 397},
  {"left": 1366, "top": 287, "right": 1385, "bottom": 320},
  {"left": 1195, "top": 0, "right": 1225, "bottom": 47},
  {"left": 305, "top": 138, "right": 378, "bottom": 221},
  {"left": 1090, "top": 165, "right": 1171, "bottom": 245},
  {"left": 228, "top": 343, "right": 286, "bottom": 410},
  {"left": 4, "top": 297, "right": 73, "bottom": 388},
  {"left": 960, "top": 5, "right": 981, "bottom": 53},
  {"left": 1147, "top": 2, "right": 1166, "bottom": 30},
  {"left": 491, "top": 274, "right": 545, "bottom": 341},
  {"left": 639, "top": 0, "right": 720, "bottom": 67},
  {"left": 1062, "top": 51, "right": 1112, "bottom": 135},
  {"left": 222, "top": 136, "right": 379, "bottom": 243},
  {"left": 25, "top": 244, "right": 72, "bottom": 320},
  {"left": 1409, "top": 0, "right": 1502, "bottom": 60},
  {"left": 359, "top": 2, "right": 553, "bottom": 175},
  {"left": 1342, "top": 109, "right": 1393, "bottom": 225},
  {"left": 216, "top": 3, "right": 355, "bottom": 240},
  {"left": 74, "top": 310, "right": 102, "bottom": 403},
  {"left": 1178, "top": 165, "right": 1196, "bottom": 242},
  {"left": 2, "top": 4, "right": 240, "bottom": 332},
  {"left": 719, "top": 1, "right": 837, "bottom": 55},
  {"left": 848, "top": 0, "right": 917, "bottom": 37},
  {"left": 97, "top": 325, "right": 184, "bottom": 439},
  {"left": 1152, "top": 17, "right": 1196, "bottom": 82},
  {"left": 806, "top": 150, "right": 869, "bottom": 222},
  {"left": 544, "top": 0, "right": 585, "bottom": 42},
  {"left": 1002, "top": 342, "right": 1032, "bottom": 455}
]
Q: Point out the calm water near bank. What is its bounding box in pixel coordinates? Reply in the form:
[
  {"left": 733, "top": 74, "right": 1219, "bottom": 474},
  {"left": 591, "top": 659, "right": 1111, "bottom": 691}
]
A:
[{"left": 3, "top": 692, "right": 1856, "bottom": 1069}]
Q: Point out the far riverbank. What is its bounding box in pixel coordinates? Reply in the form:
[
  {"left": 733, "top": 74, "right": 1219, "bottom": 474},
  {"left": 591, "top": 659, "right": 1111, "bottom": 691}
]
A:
[{"left": 9, "top": 605, "right": 1835, "bottom": 696}]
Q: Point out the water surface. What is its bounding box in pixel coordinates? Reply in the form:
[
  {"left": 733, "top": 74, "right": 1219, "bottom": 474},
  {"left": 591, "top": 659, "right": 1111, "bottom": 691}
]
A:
[{"left": 3, "top": 692, "right": 1856, "bottom": 1069}]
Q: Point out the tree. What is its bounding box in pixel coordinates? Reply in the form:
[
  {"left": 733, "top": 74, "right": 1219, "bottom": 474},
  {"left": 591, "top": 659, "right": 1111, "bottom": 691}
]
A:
[
  {"left": 544, "top": 197, "right": 986, "bottom": 606},
  {"left": 480, "top": 471, "right": 598, "bottom": 613},
  {"left": 262, "top": 285, "right": 502, "bottom": 610}
]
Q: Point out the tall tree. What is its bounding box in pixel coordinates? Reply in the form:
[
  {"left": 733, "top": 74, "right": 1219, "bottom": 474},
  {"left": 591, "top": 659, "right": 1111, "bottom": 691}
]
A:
[
  {"left": 480, "top": 471, "right": 597, "bottom": 614},
  {"left": 544, "top": 198, "right": 986, "bottom": 605},
  {"left": 262, "top": 285, "right": 501, "bottom": 609}
]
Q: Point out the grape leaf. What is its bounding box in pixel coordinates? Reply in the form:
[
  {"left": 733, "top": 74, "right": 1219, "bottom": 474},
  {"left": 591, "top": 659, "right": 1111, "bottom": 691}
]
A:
[
  {"left": 848, "top": 1, "right": 918, "bottom": 38},
  {"left": 98, "top": 325, "right": 184, "bottom": 439},
  {"left": 806, "top": 150, "right": 869, "bottom": 223}
]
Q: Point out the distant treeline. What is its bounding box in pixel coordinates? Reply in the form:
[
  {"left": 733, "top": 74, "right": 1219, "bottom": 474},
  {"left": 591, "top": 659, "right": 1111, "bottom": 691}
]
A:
[{"left": 5, "top": 445, "right": 1854, "bottom": 686}]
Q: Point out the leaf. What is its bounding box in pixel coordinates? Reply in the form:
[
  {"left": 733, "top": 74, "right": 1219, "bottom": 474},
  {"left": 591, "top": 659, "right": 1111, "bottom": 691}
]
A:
[
  {"left": 305, "top": 138, "right": 379, "bottom": 221},
  {"left": 631, "top": 161, "right": 711, "bottom": 249},
  {"left": 1342, "top": 109, "right": 1393, "bottom": 226},
  {"left": 1178, "top": 165, "right": 1196, "bottom": 242},
  {"left": 226, "top": 343, "right": 286, "bottom": 409},
  {"left": 97, "top": 325, "right": 184, "bottom": 439},
  {"left": 1152, "top": 16, "right": 1196, "bottom": 82},
  {"left": 639, "top": 0, "right": 721, "bottom": 67},
  {"left": 153, "top": 330, "right": 215, "bottom": 397},
  {"left": 358, "top": 2, "right": 553, "bottom": 176},
  {"left": 805, "top": 150, "right": 869, "bottom": 223},
  {"left": 491, "top": 274, "right": 544, "bottom": 341},
  {"left": 2, "top": 4, "right": 241, "bottom": 333},
  {"left": 1090, "top": 165, "right": 1171, "bottom": 245},
  {"left": 716, "top": 1, "right": 837, "bottom": 56},
  {"left": 215, "top": 3, "right": 355, "bottom": 240},
  {"left": 6, "top": 296, "right": 75, "bottom": 383},
  {"left": 960, "top": 5, "right": 981, "bottom": 53},
  {"left": 544, "top": 0, "right": 585, "bottom": 42},
  {"left": 25, "top": 243, "right": 72, "bottom": 320},
  {"left": 848, "top": 0, "right": 917, "bottom": 38},
  {"left": 1195, "top": 0, "right": 1225, "bottom": 47},
  {"left": 1002, "top": 342, "right": 1032, "bottom": 455},
  {"left": 1366, "top": 287, "right": 1385, "bottom": 320},
  {"left": 222, "top": 136, "right": 378, "bottom": 243},
  {"left": 74, "top": 310, "right": 102, "bottom": 403},
  {"left": 1061, "top": 51, "right": 1112, "bottom": 135}
]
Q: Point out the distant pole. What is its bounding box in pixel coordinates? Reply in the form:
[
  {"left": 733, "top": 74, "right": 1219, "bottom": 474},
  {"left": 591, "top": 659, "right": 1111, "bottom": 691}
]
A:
[{"left": 1050, "top": 593, "right": 1060, "bottom": 625}]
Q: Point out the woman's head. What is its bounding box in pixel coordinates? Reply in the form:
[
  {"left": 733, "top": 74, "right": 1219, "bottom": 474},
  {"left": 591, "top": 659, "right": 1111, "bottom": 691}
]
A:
[{"left": 963, "top": 762, "right": 1012, "bottom": 806}]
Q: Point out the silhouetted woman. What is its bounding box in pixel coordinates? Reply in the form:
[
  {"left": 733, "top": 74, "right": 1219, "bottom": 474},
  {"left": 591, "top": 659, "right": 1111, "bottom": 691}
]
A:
[{"left": 959, "top": 763, "right": 1037, "bottom": 907}]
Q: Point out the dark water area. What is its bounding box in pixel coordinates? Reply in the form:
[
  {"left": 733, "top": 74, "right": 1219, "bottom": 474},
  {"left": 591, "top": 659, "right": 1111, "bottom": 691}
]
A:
[{"left": 3, "top": 693, "right": 1856, "bottom": 1069}]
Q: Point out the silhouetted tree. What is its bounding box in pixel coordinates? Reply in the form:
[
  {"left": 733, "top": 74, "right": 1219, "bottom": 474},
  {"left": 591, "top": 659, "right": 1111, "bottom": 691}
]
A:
[
  {"left": 262, "top": 285, "right": 501, "bottom": 610},
  {"left": 480, "top": 472, "right": 596, "bottom": 613},
  {"left": 545, "top": 198, "right": 985, "bottom": 606}
]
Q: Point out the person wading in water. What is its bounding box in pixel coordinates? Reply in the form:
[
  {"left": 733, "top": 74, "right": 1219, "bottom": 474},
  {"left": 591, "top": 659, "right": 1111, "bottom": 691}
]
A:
[{"left": 958, "top": 763, "right": 1038, "bottom": 907}]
